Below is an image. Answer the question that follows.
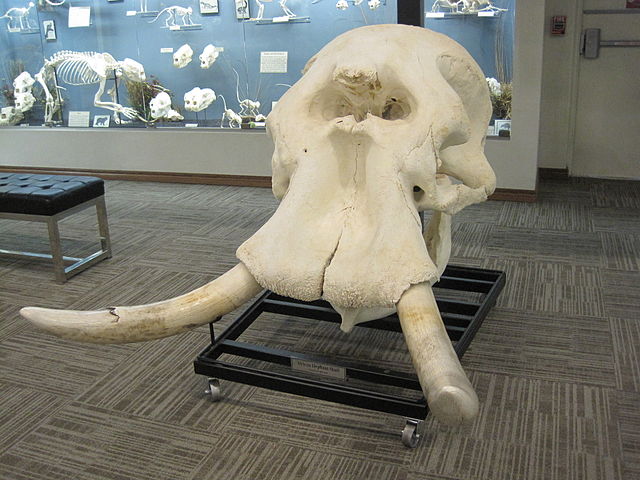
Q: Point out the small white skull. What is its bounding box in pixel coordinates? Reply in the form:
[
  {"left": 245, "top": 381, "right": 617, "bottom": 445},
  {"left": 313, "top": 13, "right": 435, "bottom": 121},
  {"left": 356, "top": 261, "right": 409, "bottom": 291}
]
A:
[
  {"left": 14, "top": 91, "right": 36, "bottom": 112},
  {"left": 173, "top": 44, "right": 193, "bottom": 69},
  {"left": 13, "top": 71, "right": 35, "bottom": 95},
  {"left": 149, "top": 91, "right": 173, "bottom": 119},
  {"left": 0, "top": 106, "right": 21, "bottom": 125},
  {"left": 164, "top": 109, "right": 184, "bottom": 121},
  {"left": 367, "top": 0, "right": 380, "bottom": 9},
  {"left": 199, "top": 44, "right": 219, "bottom": 69},
  {"left": 336, "top": 0, "right": 348, "bottom": 10},
  {"left": 183, "top": 87, "right": 216, "bottom": 112}
]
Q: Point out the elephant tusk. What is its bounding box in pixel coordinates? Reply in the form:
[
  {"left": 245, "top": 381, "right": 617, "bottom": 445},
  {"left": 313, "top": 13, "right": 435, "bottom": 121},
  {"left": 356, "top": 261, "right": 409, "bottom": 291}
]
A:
[
  {"left": 20, "top": 263, "right": 263, "bottom": 344},
  {"left": 396, "top": 282, "right": 479, "bottom": 426}
]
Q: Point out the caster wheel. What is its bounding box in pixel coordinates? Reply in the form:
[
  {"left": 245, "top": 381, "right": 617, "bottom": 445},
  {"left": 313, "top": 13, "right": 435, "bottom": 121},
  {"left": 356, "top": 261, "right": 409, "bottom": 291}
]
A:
[
  {"left": 205, "top": 378, "right": 222, "bottom": 402},
  {"left": 401, "top": 419, "right": 422, "bottom": 448}
]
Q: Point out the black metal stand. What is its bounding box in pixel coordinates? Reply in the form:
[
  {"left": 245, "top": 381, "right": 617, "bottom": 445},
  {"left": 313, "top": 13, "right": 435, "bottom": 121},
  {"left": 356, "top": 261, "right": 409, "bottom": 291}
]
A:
[{"left": 194, "top": 265, "right": 505, "bottom": 447}]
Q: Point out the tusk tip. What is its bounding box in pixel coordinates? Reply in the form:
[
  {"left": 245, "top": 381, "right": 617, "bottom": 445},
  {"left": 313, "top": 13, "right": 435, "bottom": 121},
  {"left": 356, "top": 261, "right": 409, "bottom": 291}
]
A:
[
  {"left": 428, "top": 384, "right": 479, "bottom": 427},
  {"left": 20, "top": 306, "right": 43, "bottom": 322}
]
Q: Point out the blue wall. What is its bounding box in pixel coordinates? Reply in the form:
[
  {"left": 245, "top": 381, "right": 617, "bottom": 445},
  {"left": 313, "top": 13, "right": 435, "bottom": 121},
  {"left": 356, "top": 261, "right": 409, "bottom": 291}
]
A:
[
  {"left": 0, "top": 0, "right": 397, "bottom": 125},
  {"left": 424, "top": 0, "right": 515, "bottom": 82}
]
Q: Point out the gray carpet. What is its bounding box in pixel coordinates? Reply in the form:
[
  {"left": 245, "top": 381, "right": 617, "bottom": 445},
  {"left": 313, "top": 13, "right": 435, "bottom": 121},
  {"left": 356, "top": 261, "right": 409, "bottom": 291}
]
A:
[{"left": 0, "top": 176, "right": 638, "bottom": 480}]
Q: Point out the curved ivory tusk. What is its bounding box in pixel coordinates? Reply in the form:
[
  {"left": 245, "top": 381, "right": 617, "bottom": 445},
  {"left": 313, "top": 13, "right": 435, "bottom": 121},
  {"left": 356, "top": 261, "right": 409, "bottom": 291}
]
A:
[
  {"left": 20, "top": 263, "right": 263, "bottom": 344},
  {"left": 397, "top": 282, "right": 479, "bottom": 426}
]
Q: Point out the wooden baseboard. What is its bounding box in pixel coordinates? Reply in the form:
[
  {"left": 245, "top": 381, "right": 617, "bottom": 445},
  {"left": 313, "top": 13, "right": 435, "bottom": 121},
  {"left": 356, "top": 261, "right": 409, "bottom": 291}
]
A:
[
  {"left": 538, "top": 167, "right": 569, "bottom": 180},
  {"left": 2, "top": 166, "right": 537, "bottom": 201},
  {"left": 489, "top": 188, "right": 537, "bottom": 202},
  {"left": 0, "top": 166, "right": 272, "bottom": 188}
]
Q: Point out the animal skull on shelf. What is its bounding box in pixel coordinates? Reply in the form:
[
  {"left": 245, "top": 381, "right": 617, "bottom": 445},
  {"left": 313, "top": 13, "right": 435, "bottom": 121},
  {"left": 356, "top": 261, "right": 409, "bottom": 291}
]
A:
[
  {"left": 14, "top": 91, "right": 36, "bottom": 112},
  {"left": 149, "top": 91, "right": 182, "bottom": 120},
  {"left": 199, "top": 44, "right": 220, "bottom": 69},
  {"left": 13, "top": 71, "right": 35, "bottom": 94},
  {"left": 184, "top": 87, "right": 216, "bottom": 112},
  {"left": 20, "top": 25, "right": 496, "bottom": 428},
  {"left": 149, "top": 91, "right": 183, "bottom": 120},
  {"left": 0, "top": 106, "right": 22, "bottom": 125},
  {"left": 173, "top": 44, "right": 193, "bottom": 68}
]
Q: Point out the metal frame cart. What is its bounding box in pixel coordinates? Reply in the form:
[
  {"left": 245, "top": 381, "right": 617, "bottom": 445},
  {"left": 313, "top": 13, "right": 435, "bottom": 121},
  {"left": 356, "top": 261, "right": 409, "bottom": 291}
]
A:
[{"left": 194, "top": 265, "right": 505, "bottom": 447}]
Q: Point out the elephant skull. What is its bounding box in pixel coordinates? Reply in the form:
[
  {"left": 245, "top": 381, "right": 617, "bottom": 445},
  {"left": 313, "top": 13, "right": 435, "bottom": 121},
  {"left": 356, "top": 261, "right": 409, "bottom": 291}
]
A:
[{"left": 20, "top": 25, "right": 496, "bottom": 428}]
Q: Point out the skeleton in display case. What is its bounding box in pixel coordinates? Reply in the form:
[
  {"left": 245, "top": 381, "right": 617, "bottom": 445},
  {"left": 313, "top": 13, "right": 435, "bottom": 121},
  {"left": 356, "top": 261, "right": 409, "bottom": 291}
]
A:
[
  {"left": 218, "top": 95, "right": 242, "bottom": 128},
  {"left": 199, "top": 44, "right": 220, "bottom": 69},
  {"left": 184, "top": 87, "right": 216, "bottom": 112},
  {"left": 253, "top": 0, "right": 296, "bottom": 20},
  {"left": 24, "top": 51, "right": 147, "bottom": 125},
  {"left": 149, "top": 91, "right": 183, "bottom": 121},
  {"left": 22, "top": 25, "right": 498, "bottom": 430},
  {"left": 148, "top": 5, "right": 198, "bottom": 28},
  {"left": 431, "top": 0, "right": 460, "bottom": 13},
  {"left": 173, "top": 44, "right": 194, "bottom": 68},
  {"left": 232, "top": 67, "right": 265, "bottom": 122},
  {"left": 1, "top": 1, "right": 37, "bottom": 32},
  {"left": 335, "top": 0, "right": 381, "bottom": 11},
  {"left": 430, "top": 0, "right": 506, "bottom": 14}
]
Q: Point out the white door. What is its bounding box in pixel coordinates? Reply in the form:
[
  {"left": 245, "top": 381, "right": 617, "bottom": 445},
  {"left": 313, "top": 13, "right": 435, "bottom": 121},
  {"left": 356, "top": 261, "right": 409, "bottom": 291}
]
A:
[{"left": 572, "top": 5, "right": 640, "bottom": 179}]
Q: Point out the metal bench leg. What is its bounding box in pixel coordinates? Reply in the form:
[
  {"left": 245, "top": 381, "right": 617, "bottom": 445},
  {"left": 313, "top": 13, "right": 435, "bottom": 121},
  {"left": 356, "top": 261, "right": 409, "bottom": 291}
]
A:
[
  {"left": 96, "top": 196, "right": 112, "bottom": 258},
  {"left": 47, "top": 217, "right": 66, "bottom": 283}
]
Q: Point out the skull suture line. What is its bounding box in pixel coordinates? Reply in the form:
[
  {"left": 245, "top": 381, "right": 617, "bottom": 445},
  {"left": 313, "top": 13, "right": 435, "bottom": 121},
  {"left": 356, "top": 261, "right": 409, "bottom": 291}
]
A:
[{"left": 21, "top": 25, "right": 496, "bottom": 428}]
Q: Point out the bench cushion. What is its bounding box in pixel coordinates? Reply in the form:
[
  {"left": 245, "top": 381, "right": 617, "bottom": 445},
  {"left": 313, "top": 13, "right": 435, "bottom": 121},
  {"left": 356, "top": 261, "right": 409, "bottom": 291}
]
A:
[{"left": 0, "top": 173, "right": 105, "bottom": 216}]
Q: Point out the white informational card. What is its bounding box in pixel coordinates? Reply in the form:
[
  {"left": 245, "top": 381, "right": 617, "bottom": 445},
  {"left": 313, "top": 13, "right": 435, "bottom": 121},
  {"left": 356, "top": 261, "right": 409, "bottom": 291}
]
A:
[
  {"left": 68, "top": 6, "right": 91, "bottom": 28},
  {"left": 160, "top": 47, "right": 174, "bottom": 53},
  {"left": 68, "top": 111, "right": 91, "bottom": 127},
  {"left": 260, "top": 51, "right": 288, "bottom": 73},
  {"left": 199, "top": 0, "right": 219, "bottom": 14},
  {"left": 425, "top": 12, "right": 445, "bottom": 18}
]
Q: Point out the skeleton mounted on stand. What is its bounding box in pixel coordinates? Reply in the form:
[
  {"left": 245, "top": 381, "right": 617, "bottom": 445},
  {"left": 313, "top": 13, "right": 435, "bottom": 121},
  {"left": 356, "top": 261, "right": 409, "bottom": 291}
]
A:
[{"left": 23, "top": 51, "right": 147, "bottom": 125}]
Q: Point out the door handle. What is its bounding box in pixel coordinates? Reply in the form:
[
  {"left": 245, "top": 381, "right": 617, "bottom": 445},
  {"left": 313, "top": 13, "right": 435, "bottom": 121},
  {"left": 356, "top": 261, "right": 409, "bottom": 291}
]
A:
[{"left": 581, "top": 28, "right": 640, "bottom": 59}]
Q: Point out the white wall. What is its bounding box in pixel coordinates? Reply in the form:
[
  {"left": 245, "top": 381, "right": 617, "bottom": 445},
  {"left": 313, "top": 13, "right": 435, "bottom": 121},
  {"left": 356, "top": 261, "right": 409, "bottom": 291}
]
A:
[
  {"left": 0, "top": 1, "right": 547, "bottom": 192},
  {"left": 538, "top": 0, "right": 582, "bottom": 169}
]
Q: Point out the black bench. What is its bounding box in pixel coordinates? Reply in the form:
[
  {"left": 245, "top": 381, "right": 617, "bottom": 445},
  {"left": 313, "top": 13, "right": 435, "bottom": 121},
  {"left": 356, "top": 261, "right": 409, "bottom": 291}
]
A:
[{"left": 0, "top": 173, "right": 112, "bottom": 282}]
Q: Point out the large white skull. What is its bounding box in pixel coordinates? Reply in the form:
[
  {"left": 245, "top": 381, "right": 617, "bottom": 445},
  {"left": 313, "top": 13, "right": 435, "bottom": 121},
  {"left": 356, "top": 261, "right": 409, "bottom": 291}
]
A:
[
  {"left": 237, "top": 24, "right": 496, "bottom": 330},
  {"left": 121, "top": 58, "right": 146, "bottom": 82},
  {"left": 14, "top": 91, "right": 36, "bottom": 112},
  {"left": 184, "top": 87, "right": 216, "bottom": 112},
  {"left": 13, "top": 71, "right": 35, "bottom": 94},
  {"left": 19, "top": 25, "right": 498, "bottom": 428},
  {"left": 173, "top": 44, "right": 193, "bottom": 69},
  {"left": 199, "top": 44, "right": 219, "bottom": 69},
  {"left": 149, "top": 91, "right": 172, "bottom": 119}
]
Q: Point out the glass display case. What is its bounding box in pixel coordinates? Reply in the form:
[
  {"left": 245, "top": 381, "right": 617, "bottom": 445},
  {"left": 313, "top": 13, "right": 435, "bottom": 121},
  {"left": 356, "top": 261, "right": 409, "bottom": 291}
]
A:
[
  {"left": 0, "top": 0, "right": 396, "bottom": 128},
  {"left": 0, "top": 0, "right": 515, "bottom": 134},
  {"left": 424, "top": 0, "right": 515, "bottom": 137}
]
